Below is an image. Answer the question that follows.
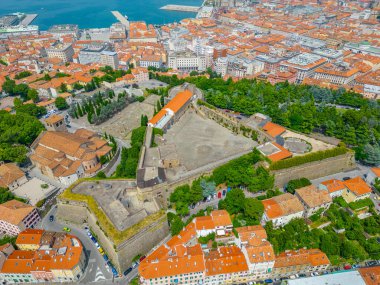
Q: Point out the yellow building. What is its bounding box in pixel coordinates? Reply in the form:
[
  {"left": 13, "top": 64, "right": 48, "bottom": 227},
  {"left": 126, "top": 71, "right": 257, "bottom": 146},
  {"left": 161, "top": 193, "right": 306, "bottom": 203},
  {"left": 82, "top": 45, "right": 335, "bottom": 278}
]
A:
[{"left": 342, "top": 176, "right": 372, "bottom": 203}]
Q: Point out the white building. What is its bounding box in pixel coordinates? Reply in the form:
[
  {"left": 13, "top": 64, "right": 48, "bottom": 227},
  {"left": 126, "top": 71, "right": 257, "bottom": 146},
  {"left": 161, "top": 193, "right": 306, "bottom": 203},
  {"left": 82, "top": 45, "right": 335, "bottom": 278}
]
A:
[
  {"left": 0, "top": 200, "right": 40, "bottom": 236},
  {"left": 366, "top": 167, "right": 380, "bottom": 185},
  {"left": 46, "top": 42, "right": 74, "bottom": 63},
  {"left": 261, "top": 193, "right": 304, "bottom": 228},
  {"left": 168, "top": 51, "right": 206, "bottom": 72}
]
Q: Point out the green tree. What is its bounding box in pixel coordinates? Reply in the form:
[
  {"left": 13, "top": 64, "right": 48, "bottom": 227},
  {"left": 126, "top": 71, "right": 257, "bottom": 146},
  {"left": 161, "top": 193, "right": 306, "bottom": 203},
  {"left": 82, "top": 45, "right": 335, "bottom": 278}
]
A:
[
  {"left": 243, "top": 198, "right": 264, "bottom": 225},
  {"left": 59, "top": 83, "right": 68, "bottom": 93},
  {"left": 15, "top": 71, "right": 32, "bottom": 80},
  {"left": 167, "top": 213, "right": 184, "bottom": 236},
  {"left": 286, "top": 178, "right": 311, "bottom": 194},
  {"left": 55, "top": 97, "right": 69, "bottom": 110},
  {"left": 218, "top": 188, "right": 245, "bottom": 215},
  {"left": 15, "top": 104, "right": 47, "bottom": 117},
  {"left": 362, "top": 144, "right": 380, "bottom": 166},
  {"left": 27, "top": 89, "right": 39, "bottom": 103}
]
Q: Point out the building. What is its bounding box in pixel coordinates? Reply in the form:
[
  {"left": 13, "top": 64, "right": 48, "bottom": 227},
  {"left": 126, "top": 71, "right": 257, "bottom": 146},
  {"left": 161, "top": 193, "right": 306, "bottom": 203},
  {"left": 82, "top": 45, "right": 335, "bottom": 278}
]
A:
[
  {"left": 318, "top": 179, "right": 346, "bottom": 198},
  {"left": 44, "top": 115, "right": 67, "bottom": 132},
  {"left": 194, "top": 210, "right": 233, "bottom": 237},
  {"left": 129, "top": 22, "right": 157, "bottom": 43},
  {"left": 286, "top": 270, "right": 367, "bottom": 285},
  {"left": 261, "top": 193, "right": 304, "bottom": 228},
  {"left": 235, "top": 226, "right": 275, "bottom": 280},
  {"left": 295, "top": 185, "right": 332, "bottom": 218},
  {"left": 168, "top": 51, "right": 206, "bottom": 72},
  {"left": 131, "top": 67, "right": 149, "bottom": 83},
  {"left": 366, "top": 167, "right": 380, "bottom": 186},
  {"left": 30, "top": 129, "right": 112, "bottom": 185},
  {"left": 281, "top": 53, "right": 327, "bottom": 83},
  {"left": 139, "top": 211, "right": 258, "bottom": 285},
  {"left": 46, "top": 43, "right": 74, "bottom": 63},
  {"left": 138, "top": 55, "right": 163, "bottom": 69},
  {"left": 313, "top": 63, "right": 359, "bottom": 85},
  {"left": 78, "top": 44, "right": 119, "bottom": 69},
  {"left": 0, "top": 163, "right": 27, "bottom": 191},
  {"left": 342, "top": 177, "right": 372, "bottom": 203},
  {"left": 0, "top": 200, "right": 40, "bottom": 236},
  {"left": 148, "top": 90, "right": 193, "bottom": 131},
  {"left": 359, "top": 266, "right": 380, "bottom": 285},
  {"left": 0, "top": 229, "right": 86, "bottom": 284},
  {"left": 272, "top": 249, "right": 330, "bottom": 278},
  {"left": 48, "top": 25, "right": 80, "bottom": 38}
]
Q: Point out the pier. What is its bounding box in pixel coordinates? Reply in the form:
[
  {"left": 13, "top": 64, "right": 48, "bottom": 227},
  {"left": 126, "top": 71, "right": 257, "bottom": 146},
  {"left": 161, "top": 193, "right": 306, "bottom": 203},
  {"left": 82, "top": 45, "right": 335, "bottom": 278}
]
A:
[
  {"left": 111, "top": 11, "right": 129, "bottom": 27},
  {"left": 20, "top": 14, "right": 38, "bottom": 26},
  {"left": 160, "top": 5, "right": 200, "bottom": 13}
]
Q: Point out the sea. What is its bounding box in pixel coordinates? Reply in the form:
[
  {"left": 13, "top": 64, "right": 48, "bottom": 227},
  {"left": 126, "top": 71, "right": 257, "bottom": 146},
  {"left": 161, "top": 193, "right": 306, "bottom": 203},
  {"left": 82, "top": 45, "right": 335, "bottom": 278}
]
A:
[{"left": 0, "top": 0, "right": 202, "bottom": 30}]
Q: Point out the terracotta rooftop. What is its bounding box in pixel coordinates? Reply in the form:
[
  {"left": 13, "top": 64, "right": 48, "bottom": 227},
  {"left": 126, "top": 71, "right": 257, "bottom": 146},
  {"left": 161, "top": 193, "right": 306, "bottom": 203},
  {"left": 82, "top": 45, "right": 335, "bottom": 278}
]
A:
[
  {"left": 274, "top": 248, "right": 330, "bottom": 268},
  {"left": 262, "top": 122, "right": 286, "bottom": 138},
  {"left": 0, "top": 200, "right": 36, "bottom": 226},
  {"left": 296, "top": 185, "right": 332, "bottom": 208},
  {"left": 0, "top": 163, "right": 25, "bottom": 188},
  {"left": 343, "top": 176, "right": 372, "bottom": 197},
  {"left": 320, "top": 179, "right": 346, "bottom": 194},
  {"left": 262, "top": 193, "right": 304, "bottom": 220}
]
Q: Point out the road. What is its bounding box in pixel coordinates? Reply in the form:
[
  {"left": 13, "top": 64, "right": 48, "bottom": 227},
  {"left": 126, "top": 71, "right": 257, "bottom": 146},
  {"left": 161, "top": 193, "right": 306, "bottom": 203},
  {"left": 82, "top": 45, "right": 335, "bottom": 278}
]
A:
[{"left": 40, "top": 207, "right": 113, "bottom": 284}]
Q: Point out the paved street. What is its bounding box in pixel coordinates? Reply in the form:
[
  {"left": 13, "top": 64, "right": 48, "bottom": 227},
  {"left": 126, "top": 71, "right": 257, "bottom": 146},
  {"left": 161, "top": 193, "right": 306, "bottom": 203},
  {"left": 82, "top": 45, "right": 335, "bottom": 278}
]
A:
[
  {"left": 310, "top": 163, "right": 370, "bottom": 186},
  {"left": 40, "top": 207, "right": 113, "bottom": 284}
]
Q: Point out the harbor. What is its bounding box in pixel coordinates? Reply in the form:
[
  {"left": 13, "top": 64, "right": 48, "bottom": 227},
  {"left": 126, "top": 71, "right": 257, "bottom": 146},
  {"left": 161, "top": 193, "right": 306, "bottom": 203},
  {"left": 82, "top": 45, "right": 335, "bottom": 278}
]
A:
[
  {"left": 160, "top": 5, "right": 200, "bottom": 13},
  {"left": 20, "top": 14, "right": 38, "bottom": 26},
  {"left": 111, "top": 11, "right": 129, "bottom": 27}
]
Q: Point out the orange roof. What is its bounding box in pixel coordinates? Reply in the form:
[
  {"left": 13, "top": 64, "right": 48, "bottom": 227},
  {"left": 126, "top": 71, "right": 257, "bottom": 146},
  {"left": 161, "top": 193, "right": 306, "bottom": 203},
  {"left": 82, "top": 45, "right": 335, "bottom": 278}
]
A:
[
  {"left": 274, "top": 249, "right": 330, "bottom": 269},
  {"left": 195, "top": 216, "right": 215, "bottom": 231},
  {"left": 320, "top": 179, "right": 346, "bottom": 193},
  {"left": 262, "top": 193, "right": 304, "bottom": 220},
  {"left": 371, "top": 167, "right": 380, "bottom": 177},
  {"left": 45, "top": 114, "right": 63, "bottom": 125},
  {"left": 359, "top": 266, "right": 380, "bottom": 285},
  {"left": 343, "top": 176, "right": 372, "bottom": 197},
  {"left": 0, "top": 200, "right": 36, "bottom": 226},
  {"left": 262, "top": 122, "right": 286, "bottom": 138},
  {"left": 16, "top": 229, "right": 44, "bottom": 245},
  {"left": 205, "top": 246, "right": 248, "bottom": 276},
  {"left": 148, "top": 90, "right": 192, "bottom": 126},
  {"left": 210, "top": 210, "right": 232, "bottom": 227},
  {"left": 267, "top": 142, "right": 292, "bottom": 162}
]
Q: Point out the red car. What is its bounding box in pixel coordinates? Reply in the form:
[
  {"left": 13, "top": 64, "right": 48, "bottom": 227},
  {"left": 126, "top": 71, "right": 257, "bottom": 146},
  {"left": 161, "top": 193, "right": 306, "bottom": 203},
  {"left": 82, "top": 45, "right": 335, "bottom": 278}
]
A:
[
  {"left": 344, "top": 265, "right": 352, "bottom": 270},
  {"left": 139, "top": 255, "right": 146, "bottom": 262}
]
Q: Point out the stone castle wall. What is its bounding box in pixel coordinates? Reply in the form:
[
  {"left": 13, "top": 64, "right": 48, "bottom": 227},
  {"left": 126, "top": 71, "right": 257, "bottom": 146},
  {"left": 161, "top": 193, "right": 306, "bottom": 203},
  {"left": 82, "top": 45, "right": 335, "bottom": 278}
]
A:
[{"left": 272, "top": 152, "right": 356, "bottom": 187}]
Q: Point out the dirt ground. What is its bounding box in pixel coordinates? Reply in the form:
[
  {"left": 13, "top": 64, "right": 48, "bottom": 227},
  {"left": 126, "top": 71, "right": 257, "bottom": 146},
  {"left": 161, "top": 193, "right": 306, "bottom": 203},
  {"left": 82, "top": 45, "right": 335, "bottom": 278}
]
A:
[{"left": 162, "top": 110, "right": 257, "bottom": 171}]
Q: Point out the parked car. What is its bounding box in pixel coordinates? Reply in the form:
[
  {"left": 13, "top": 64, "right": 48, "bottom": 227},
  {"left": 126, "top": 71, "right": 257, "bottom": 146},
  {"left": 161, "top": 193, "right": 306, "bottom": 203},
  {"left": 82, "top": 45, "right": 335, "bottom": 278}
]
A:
[
  {"left": 91, "top": 237, "right": 97, "bottom": 243},
  {"left": 63, "top": 227, "right": 71, "bottom": 232},
  {"left": 123, "top": 267, "right": 133, "bottom": 276},
  {"left": 49, "top": 215, "right": 54, "bottom": 222},
  {"left": 366, "top": 260, "right": 378, "bottom": 267},
  {"left": 264, "top": 279, "right": 273, "bottom": 284},
  {"left": 103, "top": 255, "right": 109, "bottom": 262},
  {"left": 132, "top": 262, "right": 138, "bottom": 268},
  {"left": 111, "top": 267, "right": 118, "bottom": 277},
  {"left": 299, "top": 274, "right": 306, "bottom": 278},
  {"left": 139, "top": 255, "right": 146, "bottom": 262},
  {"left": 343, "top": 177, "right": 350, "bottom": 181},
  {"left": 344, "top": 265, "right": 352, "bottom": 270}
]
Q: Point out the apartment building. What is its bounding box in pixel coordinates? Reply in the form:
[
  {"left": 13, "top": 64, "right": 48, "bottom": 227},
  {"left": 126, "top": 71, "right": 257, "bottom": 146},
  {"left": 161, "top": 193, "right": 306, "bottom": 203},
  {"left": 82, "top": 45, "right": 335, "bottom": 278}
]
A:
[
  {"left": 295, "top": 185, "right": 332, "bottom": 218},
  {"left": 342, "top": 176, "right": 372, "bottom": 203},
  {"left": 48, "top": 25, "right": 80, "bottom": 38},
  {"left": 30, "top": 129, "right": 112, "bottom": 185},
  {"left": 46, "top": 42, "right": 74, "bottom": 63},
  {"left": 318, "top": 179, "right": 346, "bottom": 198},
  {"left": 0, "top": 200, "right": 40, "bottom": 236},
  {"left": 261, "top": 193, "right": 304, "bottom": 228},
  {"left": 168, "top": 51, "right": 206, "bottom": 72},
  {"left": 138, "top": 55, "right": 163, "bottom": 69},
  {"left": 0, "top": 229, "right": 86, "bottom": 284},
  {"left": 313, "top": 63, "right": 359, "bottom": 85},
  {"left": 281, "top": 53, "right": 327, "bottom": 83},
  {"left": 0, "top": 163, "right": 27, "bottom": 191},
  {"left": 235, "top": 226, "right": 275, "bottom": 280},
  {"left": 194, "top": 210, "right": 233, "bottom": 237},
  {"left": 78, "top": 44, "right": 119, "bottom": 69},
  {"left": 272, "top": 249, "right": 330, "bottom": 278}
]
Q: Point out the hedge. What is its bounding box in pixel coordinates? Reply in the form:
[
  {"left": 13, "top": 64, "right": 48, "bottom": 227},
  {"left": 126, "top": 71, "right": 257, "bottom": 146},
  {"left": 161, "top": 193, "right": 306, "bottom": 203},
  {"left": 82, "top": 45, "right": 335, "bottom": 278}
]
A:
[
  {"left": 269, "top": 147, "right": 349, "bottom": 170},
  {"left": 59, "top": 178, "right": 165, "bottom": 245},
  {"left": 197, "top": 99, "right": 216, "bottom": 110}
]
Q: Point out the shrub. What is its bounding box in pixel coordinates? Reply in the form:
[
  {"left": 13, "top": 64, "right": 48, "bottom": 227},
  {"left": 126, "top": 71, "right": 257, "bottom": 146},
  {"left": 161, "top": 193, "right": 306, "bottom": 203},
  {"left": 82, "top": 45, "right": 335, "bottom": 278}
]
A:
[
  {"left": 286, "top": 178, "right": 311, "bottom": 194},
  {"left": 269, "top": 147, "right": 349, "bottom": 170},
  {"left": 349, "top": 198, "right": 374, "bottom": 210}
]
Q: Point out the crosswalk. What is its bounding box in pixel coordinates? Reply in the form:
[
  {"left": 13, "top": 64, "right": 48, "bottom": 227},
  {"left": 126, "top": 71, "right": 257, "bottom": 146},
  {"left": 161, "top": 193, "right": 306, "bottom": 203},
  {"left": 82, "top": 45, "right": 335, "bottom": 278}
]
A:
[{"left": 94, "top": 267, "right": 106, "bottom": 282}]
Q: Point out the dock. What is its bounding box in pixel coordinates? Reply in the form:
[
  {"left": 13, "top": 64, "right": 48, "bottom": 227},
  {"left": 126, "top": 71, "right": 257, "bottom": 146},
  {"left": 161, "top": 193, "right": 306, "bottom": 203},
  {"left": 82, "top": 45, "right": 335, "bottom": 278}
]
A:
[
  {"left": 111, "top": 11, "right": 129, "bottom": 27},
  {"left": 20, "top": 14, "right": 38, "bottom": 26},
  {"left": 160, "top": 5, "right": 200, "bottom": 13}
]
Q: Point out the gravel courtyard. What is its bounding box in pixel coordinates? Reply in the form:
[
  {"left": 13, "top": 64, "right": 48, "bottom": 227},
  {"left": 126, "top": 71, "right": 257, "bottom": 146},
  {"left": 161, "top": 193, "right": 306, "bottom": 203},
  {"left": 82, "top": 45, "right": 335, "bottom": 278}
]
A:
[{"left": 162, "top": 110, "right": 257, "bottom": 171}]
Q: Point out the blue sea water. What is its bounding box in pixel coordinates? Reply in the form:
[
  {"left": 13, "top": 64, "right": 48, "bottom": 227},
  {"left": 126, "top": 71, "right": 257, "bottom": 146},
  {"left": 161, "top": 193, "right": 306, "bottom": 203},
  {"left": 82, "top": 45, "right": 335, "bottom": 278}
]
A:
[{"left": 0, "top": 0, "right": 202, "bottom": 30}]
